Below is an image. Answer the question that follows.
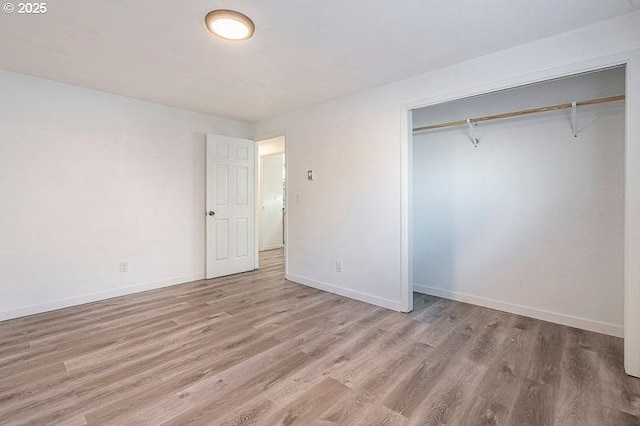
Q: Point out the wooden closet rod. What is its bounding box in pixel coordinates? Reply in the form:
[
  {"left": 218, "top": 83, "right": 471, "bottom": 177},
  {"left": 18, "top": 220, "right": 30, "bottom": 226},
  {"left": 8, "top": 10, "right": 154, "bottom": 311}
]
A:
[{"left": 412, "top": 94, "right": 625, "bottom": 133}]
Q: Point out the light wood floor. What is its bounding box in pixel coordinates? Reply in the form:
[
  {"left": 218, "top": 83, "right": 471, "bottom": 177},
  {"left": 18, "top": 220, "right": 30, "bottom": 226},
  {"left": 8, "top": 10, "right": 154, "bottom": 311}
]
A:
[{"left": 1, "top": 248, "right": 640, "bottom": 425}]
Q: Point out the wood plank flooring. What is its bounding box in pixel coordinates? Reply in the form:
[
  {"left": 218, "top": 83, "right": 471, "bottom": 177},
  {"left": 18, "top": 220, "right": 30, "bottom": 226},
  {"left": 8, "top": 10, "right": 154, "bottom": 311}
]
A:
[{"left": 1, "top": 248, "right": 640, "bottom": 425}]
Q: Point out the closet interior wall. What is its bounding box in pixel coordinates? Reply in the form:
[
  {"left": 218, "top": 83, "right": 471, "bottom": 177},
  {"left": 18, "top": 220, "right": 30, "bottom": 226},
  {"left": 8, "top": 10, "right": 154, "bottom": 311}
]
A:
[{"left": 411, "top": 67, "right": 625, "bottom": 336}]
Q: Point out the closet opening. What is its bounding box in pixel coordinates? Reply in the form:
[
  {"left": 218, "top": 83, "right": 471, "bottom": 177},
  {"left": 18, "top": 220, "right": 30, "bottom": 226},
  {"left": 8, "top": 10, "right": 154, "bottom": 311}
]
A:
[{"left": 406, "top": 66, "right": 626, "bottom": 338}]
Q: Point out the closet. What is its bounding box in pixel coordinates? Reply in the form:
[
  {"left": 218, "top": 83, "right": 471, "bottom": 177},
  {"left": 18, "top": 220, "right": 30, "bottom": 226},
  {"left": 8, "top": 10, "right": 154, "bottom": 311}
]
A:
[{"left": 411, "top": 66, "right": 626, "bottom": 335}]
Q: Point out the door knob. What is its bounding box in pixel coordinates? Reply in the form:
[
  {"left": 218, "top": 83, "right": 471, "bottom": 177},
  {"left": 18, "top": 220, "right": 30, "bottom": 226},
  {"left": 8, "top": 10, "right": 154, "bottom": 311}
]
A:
[{"left": 208, "top": 211, "right": 215, "bottom": 216}]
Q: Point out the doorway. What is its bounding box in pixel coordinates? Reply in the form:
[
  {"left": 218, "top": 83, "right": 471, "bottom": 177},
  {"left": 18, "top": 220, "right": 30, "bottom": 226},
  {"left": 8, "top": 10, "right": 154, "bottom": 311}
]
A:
[{"left": 256, "top": 136, "right": 286, "bottom": 266}]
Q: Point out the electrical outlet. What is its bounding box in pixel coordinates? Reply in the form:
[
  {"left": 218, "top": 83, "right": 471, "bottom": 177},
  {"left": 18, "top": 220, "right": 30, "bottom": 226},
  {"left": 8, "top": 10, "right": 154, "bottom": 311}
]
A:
[
  {"left": 335, "top": 260, "right": 343, "bottom": 273},
  {"left": 119, "top": 261, "right": 128, "bottom": 273}
]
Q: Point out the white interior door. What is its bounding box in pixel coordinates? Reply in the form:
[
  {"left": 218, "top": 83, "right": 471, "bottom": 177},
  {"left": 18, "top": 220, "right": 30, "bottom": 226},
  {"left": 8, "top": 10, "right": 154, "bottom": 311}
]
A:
[
  {"left": 206, "top": 134, "right": 255, "bottom": 279},
  {"left": 260, "top": 154, "right": 285, "bottom": 251}
]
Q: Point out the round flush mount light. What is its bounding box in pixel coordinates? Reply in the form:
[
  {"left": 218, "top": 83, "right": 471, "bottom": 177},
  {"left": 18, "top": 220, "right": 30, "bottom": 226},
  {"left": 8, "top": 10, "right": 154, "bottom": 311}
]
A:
[{"left": 205, "top": 9, "right": 255, "bottom": 41}]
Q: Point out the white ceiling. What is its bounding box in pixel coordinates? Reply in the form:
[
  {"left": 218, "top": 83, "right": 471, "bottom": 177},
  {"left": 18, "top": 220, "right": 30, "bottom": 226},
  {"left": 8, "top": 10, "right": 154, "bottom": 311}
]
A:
[
  {"left": 1, "top": 1, "right": 638, "bottom": 123},
  {"left": 259, "top": 136, "right": 285, "bottom": 157}
]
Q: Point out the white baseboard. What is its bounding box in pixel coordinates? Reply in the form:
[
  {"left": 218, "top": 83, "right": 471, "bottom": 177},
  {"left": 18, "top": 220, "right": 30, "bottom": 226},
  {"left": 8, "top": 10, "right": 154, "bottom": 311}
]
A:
[
  {"left": 413, "top": 283, "right": 623, "bottom": 337},
  {"left": 286, "top": 273, "right": 403, "bottom": 312},
  {"left": 0, "top": 273, "right": 205, "bottom": 322}
]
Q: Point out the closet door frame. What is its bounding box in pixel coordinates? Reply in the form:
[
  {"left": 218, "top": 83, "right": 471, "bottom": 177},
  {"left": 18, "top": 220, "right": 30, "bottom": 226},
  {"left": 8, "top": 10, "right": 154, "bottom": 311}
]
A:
[{"left": 400, "top": 53, "right": 640, "bottom": 378}]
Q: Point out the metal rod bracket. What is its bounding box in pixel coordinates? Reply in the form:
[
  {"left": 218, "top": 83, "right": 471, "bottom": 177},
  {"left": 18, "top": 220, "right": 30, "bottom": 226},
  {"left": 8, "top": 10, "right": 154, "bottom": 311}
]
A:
[
  {"left": 467, "top": 118, "right": 479, "bottom": 147},
  {"left": 571, "top": 101, "right": 578, "bottom": 137}
]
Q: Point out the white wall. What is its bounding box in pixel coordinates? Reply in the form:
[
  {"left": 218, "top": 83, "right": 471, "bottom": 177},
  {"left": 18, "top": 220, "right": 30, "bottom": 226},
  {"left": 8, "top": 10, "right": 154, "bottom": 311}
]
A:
[
  {"left": 256, "top": 98, "right": 405, "bottom": 310},
  {"left": 253, "top": 12, "right": 640, "bottom": 374},
  {"left": 412, "top": 68, "right": 625, "bottom": 336},
  {"left": 0, "top": 70, "right": 250, "bottom": 320}
]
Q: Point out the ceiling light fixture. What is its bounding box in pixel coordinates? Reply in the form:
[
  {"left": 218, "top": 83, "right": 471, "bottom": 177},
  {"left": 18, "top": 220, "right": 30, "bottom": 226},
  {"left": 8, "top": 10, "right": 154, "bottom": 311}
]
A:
[{"left": 205, "top": 9, "right": 255, "bottom": 41}]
